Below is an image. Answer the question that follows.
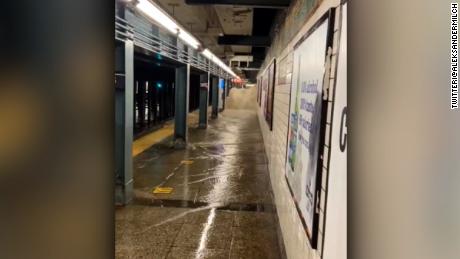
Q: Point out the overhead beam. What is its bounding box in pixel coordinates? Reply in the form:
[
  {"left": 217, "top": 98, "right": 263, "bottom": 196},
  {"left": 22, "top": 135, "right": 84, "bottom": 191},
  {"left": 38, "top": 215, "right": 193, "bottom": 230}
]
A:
[
  {"left": 185, "top": 0, "right": 289, "bottom": 8},
  {"left": 218, "top": 35, "right": 271, "bottom": 46}
]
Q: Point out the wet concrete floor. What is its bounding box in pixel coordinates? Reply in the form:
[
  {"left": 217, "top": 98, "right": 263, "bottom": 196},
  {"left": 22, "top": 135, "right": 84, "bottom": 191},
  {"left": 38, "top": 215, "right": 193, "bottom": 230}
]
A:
[{"left": 116, "top": 86, "right": 283, "bottom": 258}]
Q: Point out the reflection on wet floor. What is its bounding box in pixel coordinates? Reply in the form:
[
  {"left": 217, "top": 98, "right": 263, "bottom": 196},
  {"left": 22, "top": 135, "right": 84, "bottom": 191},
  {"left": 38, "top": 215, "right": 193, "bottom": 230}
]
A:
[{"left": 116, "top": 87, "right": 283, "bottom": 259}]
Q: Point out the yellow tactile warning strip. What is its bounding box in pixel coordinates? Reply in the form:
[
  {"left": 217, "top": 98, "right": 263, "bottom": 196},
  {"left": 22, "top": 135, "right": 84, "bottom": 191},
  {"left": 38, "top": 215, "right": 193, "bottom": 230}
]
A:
[
  {"left": 152, "top": 187, "right": 173, "bottom": 194},
  {"left": 132, "top": 111, "right": 203, "bottom": 157},
  {"left": 180, "top": 160, "right": 194, "bottom": 165},
  {"left": 132, "top": 123, "right": 173, "bottom": 157}
]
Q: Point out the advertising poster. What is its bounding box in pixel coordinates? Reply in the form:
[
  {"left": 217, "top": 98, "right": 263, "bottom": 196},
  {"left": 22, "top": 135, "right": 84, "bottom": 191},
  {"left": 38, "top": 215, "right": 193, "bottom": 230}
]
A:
[
  {"left": 285, "top": 16, "right": 330, "bottom": 245},
  {"left": 218, "top": 78, "right": 224, "bottom": 110},
  {"left": 257, "top": 78, "right": 260, "bottom": 104},
  {"left": 265, "top": 60, "right": 276, "bottom": 130},
  {"left": 261, "top": 74, "right": 268, "bottom": 115},
  {"left": 257, "top": 77, "right": 262, "bottom": 107},
  {"left": 323, "top": 3, "right": 347, "bottom": 259}
]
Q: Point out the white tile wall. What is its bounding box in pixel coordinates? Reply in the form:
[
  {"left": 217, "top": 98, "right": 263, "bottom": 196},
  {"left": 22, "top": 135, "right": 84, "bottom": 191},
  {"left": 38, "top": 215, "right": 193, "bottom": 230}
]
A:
[{"left": 256, "top": 1, "right": 342, "bottom": 258}]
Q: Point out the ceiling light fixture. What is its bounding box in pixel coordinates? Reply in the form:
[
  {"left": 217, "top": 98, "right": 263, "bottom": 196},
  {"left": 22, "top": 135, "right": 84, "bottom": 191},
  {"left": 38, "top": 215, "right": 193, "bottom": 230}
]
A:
[
  {"left": 135, "top": 0, "right": 237, "bottom": 78},
  {"left": 136, "top": 0, "right": 178, "bottom": 34},
  {"left": 178, "top": 30, "right": 200, "bottom": 49},
  {"left": 202, "top": 48, "right": 238, "bottom": 78},
  {"left": 136, "top": 0, "right": 200, "bottom": 49}
]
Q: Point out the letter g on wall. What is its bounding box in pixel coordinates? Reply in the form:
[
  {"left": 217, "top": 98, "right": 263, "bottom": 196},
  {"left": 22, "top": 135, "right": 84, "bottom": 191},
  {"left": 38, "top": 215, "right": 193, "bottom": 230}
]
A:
[{"left": 339, "top": 106, "right": 347, "bottom": 152}]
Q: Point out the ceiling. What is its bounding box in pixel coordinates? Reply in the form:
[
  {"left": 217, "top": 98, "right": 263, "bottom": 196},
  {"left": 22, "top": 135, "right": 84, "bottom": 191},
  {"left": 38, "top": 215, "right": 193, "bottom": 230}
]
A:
[
  {"left": 154, "top": 0, "right": 284, "bottom": 80},
  {"left": 214, "top": 6, "right": 253, "bottom": 54}
]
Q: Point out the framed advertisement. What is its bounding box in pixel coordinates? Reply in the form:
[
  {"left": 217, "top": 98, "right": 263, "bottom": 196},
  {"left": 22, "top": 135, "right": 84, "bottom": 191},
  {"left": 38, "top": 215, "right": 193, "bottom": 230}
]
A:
[
  {"left": 257, "top": 77, "right": 262, "bottom": 106},
  {"left": 264, "top": 59, "right": 276, "bottom": 130},
  {"left": 261, "top": 72, "right": 268, "bottom": 114},
  {"left": 284, "top": 9, "right": 335, "bottom": 249}
]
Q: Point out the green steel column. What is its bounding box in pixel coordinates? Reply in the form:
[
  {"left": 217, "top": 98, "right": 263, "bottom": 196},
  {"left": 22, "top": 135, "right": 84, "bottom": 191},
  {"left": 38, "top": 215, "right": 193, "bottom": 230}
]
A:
[
  {"left": 222, "top": 79, "right": 226, "bottom": 110},
  {"left": 115, "top": 39, "right": 134, "bottom": 205},
  {"left": 226, "top": 79, "right": 230, "bottom": 97},
  {"left": 211, "top": 76, "right": 219, "bottom": 118},
  {"left": 174, "top": 64, "right": 190, "bottom": 148},
  {"left": 198, "top": 72, "right": 210, "bottom": 128}
]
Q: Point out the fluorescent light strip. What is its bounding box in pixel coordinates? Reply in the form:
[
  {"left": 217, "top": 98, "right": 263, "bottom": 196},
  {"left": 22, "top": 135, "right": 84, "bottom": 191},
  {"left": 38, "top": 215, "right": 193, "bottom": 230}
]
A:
[
  {"left": 136, "top": 0, "right": 178, "bottom": 34},
  {"left": 178, "top": 30, "right": 200, "bottom": 49},
  {"left": 202, "top": 49, "right": 237, "bottom": 78},
  {"left": 202, "top": 49, "right": 213, "bottom": 60},
  {"left": 135, "top": 1, "right": 237, "bottom": 77},
  {"left": 136, "top": 0, "right": 200, "bottom": 49}
]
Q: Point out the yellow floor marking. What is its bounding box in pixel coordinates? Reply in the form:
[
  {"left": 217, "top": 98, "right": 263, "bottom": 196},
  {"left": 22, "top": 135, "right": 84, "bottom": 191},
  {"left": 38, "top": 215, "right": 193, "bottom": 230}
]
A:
[
  {"left": 153, "top": 187, "right": 173, "bottom": 194},
  {"left": 131, "top": 111, "right": 203, "bottom": 157},
  {"left": 181, "top": 160, "right": 194, "bottom": 165},
  {"left": 132, "top": 124, "right": 173, "bottom": 157}
]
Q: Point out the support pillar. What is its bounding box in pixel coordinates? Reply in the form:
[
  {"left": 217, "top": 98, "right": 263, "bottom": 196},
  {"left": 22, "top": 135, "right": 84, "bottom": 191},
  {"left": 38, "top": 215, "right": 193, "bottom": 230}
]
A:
[
  {"left": 198, "top": 72, "right": 210, "bottom": 128},
  {"left": 174, "top": 64, "right": 190, "bottom": 148},
  {"left": 211, "top": 76, "right": 219, "bottom": 119},
  {"left": 218, "top": 78, "right": 224, "bottom": 112},
  {"left": 226, "top": 79, "right": 230, "bottom": 97},
  {"left": 222, "top": 79, "right": 226, "bottom": 110},
  {"left": 115, "top": 39, "right": 134, "bottom": 205}
]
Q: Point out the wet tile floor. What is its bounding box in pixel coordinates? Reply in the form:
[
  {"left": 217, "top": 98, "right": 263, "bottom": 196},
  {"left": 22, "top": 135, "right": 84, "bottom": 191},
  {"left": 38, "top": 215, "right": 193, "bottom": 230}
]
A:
[{"left": 116, "top": 87, "right": 283, "bottom": 259}]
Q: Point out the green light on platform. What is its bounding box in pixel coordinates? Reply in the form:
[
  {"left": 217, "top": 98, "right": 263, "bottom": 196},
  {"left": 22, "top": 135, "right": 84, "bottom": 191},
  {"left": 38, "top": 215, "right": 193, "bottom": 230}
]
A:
[{"left": 156, "top": 82, "right": 162, "bottom": 88}]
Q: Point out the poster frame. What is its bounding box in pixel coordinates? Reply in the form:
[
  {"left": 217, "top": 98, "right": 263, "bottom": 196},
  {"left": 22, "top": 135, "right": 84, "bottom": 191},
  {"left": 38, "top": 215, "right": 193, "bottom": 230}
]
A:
[
  {"left": 264, "top": 59, "right": 276, "bottom": 130},
  {"left": 283, "top": 8, "right": 336, "bottom": 249},
  {"left": 257, "top": 76, "right": 262, "bottom": 106}
]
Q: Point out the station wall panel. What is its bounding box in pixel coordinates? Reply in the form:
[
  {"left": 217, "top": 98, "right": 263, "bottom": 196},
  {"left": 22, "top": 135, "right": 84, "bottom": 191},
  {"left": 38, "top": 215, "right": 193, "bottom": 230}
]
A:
[{"left": 256, "top": 0, "right": 343, "bottom": 258}]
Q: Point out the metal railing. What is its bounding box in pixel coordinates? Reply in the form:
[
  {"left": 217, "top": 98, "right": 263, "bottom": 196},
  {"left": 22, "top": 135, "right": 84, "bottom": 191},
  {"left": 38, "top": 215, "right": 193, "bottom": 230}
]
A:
[
  {"left": 115, "top": 13, "right": 229, "bottom": 79},
  {"left": 115, "top": 16, "right": 134, "bottom": 42}
]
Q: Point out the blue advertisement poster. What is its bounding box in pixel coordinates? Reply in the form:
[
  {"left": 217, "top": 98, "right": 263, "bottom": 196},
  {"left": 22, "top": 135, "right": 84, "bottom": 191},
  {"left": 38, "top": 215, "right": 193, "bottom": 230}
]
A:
[{"left": 285, "top": 18, "right": 329, "bottom": 241}]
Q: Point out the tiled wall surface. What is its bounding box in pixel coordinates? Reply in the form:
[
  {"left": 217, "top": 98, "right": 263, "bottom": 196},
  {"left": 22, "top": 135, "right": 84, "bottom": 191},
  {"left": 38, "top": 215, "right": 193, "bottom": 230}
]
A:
[{"left": 257, "top": 0, "right": 343, "bottom": 258}]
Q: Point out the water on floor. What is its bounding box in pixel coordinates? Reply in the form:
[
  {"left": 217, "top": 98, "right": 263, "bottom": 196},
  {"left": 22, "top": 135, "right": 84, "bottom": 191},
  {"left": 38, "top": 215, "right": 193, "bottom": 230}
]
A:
[{"left": 116, "top": 86, "right": 283, "bottom": 259}]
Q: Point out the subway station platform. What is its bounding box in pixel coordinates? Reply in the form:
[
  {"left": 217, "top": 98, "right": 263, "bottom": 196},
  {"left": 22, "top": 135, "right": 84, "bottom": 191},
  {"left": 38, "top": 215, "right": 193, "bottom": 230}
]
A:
[
  {"left": 116, "top": 86, "right": 284, "bottom": 258},
  {"left": 114, "top": 0, "right": 347, "bottom": 257}
]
